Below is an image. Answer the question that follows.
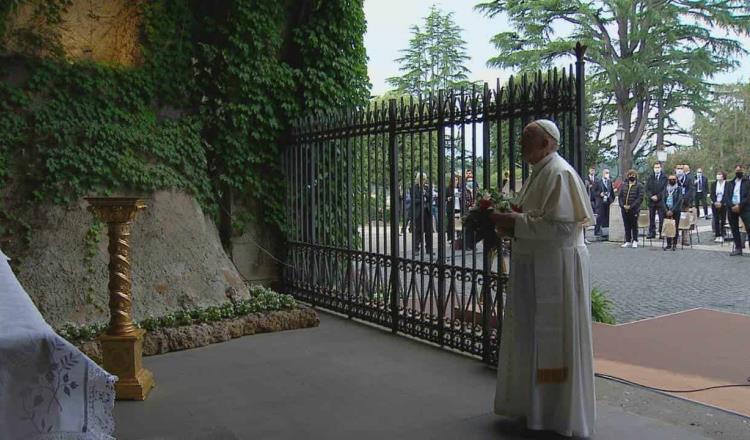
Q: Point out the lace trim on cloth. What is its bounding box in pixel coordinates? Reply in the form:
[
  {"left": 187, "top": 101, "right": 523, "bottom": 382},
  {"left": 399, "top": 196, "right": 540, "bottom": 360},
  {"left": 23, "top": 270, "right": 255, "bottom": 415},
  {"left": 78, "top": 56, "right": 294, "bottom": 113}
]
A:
[
  {"left": 29, "top": 432, "right": 114, "bottom": 440},
  {"left": 86, "top": 362, "right": 117, "bottom": 438}
]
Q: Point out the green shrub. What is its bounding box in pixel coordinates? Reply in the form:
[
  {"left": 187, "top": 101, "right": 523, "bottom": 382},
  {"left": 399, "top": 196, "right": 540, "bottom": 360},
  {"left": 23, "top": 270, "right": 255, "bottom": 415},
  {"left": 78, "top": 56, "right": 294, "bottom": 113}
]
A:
[{"left": 591, "top": 287, "right": 616, "bottom": 325}]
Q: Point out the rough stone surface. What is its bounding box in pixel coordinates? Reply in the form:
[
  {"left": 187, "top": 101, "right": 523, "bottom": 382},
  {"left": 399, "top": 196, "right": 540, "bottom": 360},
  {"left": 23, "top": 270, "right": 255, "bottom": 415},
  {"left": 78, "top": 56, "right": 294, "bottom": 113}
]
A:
[
  {"left": 76, "top": 308, "right": 319, "bottom": 363},
  {"left": 11, "top": 190, "right": 251, "bottom": 327}
]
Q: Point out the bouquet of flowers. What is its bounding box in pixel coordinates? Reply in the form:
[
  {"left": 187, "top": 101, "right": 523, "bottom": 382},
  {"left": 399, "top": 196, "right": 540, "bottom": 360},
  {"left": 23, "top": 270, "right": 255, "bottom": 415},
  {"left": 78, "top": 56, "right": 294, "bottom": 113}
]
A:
[{"left": 457, "top": 189, "right": 513, "bottom": 252}]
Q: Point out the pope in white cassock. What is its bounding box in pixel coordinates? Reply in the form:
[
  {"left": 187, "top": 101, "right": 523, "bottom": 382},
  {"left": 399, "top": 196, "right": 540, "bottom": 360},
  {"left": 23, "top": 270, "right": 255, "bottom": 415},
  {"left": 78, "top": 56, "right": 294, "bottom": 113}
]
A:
[{"left": 491, "top": 120, "right": 596, "bottom": 438}]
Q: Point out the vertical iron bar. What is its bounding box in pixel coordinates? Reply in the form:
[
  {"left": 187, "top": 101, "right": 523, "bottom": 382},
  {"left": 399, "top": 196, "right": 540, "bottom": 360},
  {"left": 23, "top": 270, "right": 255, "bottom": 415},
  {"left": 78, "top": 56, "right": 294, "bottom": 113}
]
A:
[
  {"left": 481, "top": 83, "right": 493, "bottom": 362},
  {"left": 375, "top": 104, "right": 381, "bottom": 257},
  {"left": 310, "top": 125, "right": 318, "bottom": 307},
  {"left": 521, "top": 74, "right": 530, "bottom": 182},
  {"left": 436, "top": 89, "right": 446, "bottom": 346},
  {"left": 346, "top": 116, "right": 354, "bottom": 314},
  {"left": 508, "top": 77, "right": 516, "bottom": 192},
  {"left": 575, "top": 43, "right": 587, "bottom": 174},
  {"left": 388, "top": 99, "right": 400, "bottom": 334}
]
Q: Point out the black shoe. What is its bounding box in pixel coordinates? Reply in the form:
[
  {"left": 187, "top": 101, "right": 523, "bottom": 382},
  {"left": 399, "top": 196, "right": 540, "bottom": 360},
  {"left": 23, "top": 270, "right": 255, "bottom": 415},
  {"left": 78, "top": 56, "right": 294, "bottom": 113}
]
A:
[
  {"left": 647, "top": 234, "right": 656, "bottom": 239},
  {"left": 730, "top": 249, "right": 743, "bottom": 256},
  {"left": 672, "top": 246, "right": 677, "bottom": 251},
  {"left": 663, "top": 246, "right": 669, "bottom": 251}
]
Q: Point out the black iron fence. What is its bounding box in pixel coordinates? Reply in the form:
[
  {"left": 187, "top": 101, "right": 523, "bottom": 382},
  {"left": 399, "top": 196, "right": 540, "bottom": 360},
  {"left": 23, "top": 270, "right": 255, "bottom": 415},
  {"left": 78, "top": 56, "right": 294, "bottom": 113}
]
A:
[{"left": 283, "top": 45, "right": 586, "bottom": 365}]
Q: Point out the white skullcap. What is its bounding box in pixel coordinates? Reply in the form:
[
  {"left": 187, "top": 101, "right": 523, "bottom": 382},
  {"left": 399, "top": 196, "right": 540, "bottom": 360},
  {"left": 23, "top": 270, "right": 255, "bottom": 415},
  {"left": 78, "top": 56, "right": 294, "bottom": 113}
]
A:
[{"left": 532, "top": 119, "right": 560, "bottom": 144}]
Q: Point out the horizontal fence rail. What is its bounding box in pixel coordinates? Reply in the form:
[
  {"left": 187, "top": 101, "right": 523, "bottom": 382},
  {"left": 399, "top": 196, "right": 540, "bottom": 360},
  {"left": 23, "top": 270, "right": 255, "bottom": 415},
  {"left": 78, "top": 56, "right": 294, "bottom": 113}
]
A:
[{"left": 283, "top": 46, "right": 586, "bottom": 365}]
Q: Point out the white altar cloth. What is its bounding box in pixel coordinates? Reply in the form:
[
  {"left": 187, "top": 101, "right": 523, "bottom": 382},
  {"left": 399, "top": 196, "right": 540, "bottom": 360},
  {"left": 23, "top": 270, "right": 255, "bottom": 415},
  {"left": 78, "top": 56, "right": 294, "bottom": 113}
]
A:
[{"left": 0, "top": 250, "right": 116, "bottom": 439}]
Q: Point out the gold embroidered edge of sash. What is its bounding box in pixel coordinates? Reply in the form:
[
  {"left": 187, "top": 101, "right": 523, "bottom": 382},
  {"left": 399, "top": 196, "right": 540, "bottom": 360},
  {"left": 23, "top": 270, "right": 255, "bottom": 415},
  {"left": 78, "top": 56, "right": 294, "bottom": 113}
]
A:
[{"left": 536, "top": 367, "right": 568, "bottom": 384}]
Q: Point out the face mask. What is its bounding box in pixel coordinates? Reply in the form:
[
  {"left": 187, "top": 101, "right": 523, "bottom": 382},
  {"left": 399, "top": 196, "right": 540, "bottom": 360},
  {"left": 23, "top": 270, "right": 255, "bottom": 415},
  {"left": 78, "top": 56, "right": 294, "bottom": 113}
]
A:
[
  {"left": 628, "top": 176, "right": 636, "bottom": 182},
  {"left": 669, "top": 180, "right": 676, "bottom": 185},
  {"left": 736, "top": 172, "right": 744, "bottom": 179},
  {"left": 676, "top": 170, "right": 684, "bottom": 176},
  {"left": 717, "top": 175, "right": 723, "bottom": 181},
  {"left": 697, "top": 172, "right": 702, "bottom": 176}
]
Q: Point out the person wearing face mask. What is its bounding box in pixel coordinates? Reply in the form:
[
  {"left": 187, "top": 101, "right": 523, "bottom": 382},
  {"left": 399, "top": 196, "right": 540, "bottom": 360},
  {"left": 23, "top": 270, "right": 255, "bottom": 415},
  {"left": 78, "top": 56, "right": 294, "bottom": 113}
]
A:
[
  {"left": 662, "top": 175, "right": 683, "bottom": 251},
  {"left": 710, "top": 171, "right": 728, "bottom": 243},
  {"left": 592, "top": 168, "right": 613, "bottom": 236},
  {"left": 694, "top": 168, "right": 710, "bottom": 219},
  {"left": 646, "top": 162, "right": 667, "bottom": 239},
  {"left": 619, "top": 169, "right": 644, "bottom": 248},
  {"left": 722, "top": 165, "right": 750, "bottom": 256}
]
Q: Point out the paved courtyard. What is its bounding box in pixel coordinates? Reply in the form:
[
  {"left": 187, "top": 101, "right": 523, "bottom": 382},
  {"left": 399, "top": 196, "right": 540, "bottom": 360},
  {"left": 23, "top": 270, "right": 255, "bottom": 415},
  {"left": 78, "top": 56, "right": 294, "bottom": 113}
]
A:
[
  {"left": 588, "top": 218, "right": 750, "bottom": 323},
  {"left": 114, "top": 313, "right": 749, "bottom": 439}
]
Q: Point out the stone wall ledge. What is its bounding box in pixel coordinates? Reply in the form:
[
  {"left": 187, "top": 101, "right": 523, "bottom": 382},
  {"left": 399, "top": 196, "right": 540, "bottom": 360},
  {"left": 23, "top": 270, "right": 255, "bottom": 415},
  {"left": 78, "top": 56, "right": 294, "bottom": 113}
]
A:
[{"left": 77, "top": 307, "right": 319, "bottom": 364}]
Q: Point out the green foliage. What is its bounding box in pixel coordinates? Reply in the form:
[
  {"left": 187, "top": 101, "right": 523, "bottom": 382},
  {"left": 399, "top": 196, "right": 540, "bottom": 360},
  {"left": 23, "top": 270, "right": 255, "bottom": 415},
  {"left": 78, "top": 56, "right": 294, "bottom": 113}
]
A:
[
  {"left": 57, "top": 285, "right": 298, "bottom": 343},
  {"left": 688, "top": 82, "right": 750, "bottom": 173},
  {"left": 0, "top": 0, "right": 371, "bottom": 248},
  {"left": 387, "top": 5, "right": 471, "bottom": 96},
  {"left": 476, "top": 0, "right": 750, "bottom": 175},
  {"left": 591, "top": 287, "right": 616, "bottom": 325}
]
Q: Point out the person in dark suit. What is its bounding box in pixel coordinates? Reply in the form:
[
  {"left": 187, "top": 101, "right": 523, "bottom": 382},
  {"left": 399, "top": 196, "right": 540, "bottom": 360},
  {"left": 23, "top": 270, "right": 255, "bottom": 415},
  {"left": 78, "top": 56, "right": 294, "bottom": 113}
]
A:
[
  {"left": 593, "top": 168, "right": 613, "bottom": 236},
  {"left": 619, "top": 169, "right": 644, "bottom": 248},
  {"left": 646, "top": 162, "right": 667, "bottom": 238},
  {"left": 410, "top": 172, "right": 434, "bottom": 254},
  {"left": 662, "top": 175, "right": 683, "bottom": 251},
  {"left": 694, "top": 168, "right": 710, "bottom": 218},
  {"left": 678, "top": 165, "right": 695, "bottom": 245},
  {"left": 584, "top": 167, "right": 597, "bottom": 209},
  {"left": 678, "top": 164, "right": 695, "bottom": 210},
  {"left": 710, "top": 171, "right": 728, "bottom": 243},
  {"left": 723, "top": 165, "right": 750, "bottom": 256}
]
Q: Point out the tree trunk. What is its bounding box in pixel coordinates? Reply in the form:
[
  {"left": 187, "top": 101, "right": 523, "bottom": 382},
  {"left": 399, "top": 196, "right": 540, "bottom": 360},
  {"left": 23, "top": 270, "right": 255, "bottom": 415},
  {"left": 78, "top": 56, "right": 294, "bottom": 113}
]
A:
[
  {"left": 618, "top": 109, "right": 633, "bottom": 179},
  {"left": 656, "top": 87, "right": 665, "bottom": 158}
]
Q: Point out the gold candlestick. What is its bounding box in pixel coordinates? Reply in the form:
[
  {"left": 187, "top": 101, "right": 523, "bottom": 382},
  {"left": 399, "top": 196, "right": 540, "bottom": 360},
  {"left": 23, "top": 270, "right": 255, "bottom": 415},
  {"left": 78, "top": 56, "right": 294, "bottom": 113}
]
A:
[{"left": 85, "top": 197, "right": 154, "bottom": 400}]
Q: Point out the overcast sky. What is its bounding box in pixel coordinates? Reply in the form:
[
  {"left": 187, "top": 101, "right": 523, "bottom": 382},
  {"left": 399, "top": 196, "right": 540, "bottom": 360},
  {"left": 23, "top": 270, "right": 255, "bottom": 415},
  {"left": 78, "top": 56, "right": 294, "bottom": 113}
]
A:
[{"left": 363, "top": 0, "right": 750, "bottom": 138}]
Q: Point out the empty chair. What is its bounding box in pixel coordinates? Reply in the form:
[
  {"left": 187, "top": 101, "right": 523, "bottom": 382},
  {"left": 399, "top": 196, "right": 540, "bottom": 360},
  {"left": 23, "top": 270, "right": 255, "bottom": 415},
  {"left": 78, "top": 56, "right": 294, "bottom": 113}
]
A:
[
  {"left": 637, "top": 210, "right": 651, "bottom": 246},
  {"left": 679, "top": 211, "right": 693, "bottom": 248}
]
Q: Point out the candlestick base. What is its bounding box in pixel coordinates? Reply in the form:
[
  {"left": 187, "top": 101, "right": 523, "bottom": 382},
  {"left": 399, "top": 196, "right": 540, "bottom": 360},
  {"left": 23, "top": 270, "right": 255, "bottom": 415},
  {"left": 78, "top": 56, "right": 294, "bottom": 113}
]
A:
[{"left": 99, "top": 329, "right": 154, "bottom": 400}]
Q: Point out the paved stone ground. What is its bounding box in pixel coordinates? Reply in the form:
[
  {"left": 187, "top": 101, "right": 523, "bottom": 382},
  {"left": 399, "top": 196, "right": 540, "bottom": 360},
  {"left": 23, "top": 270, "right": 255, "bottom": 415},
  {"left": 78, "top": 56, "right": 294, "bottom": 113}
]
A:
[
  {"left": 588, "top": 217, "right": 750, "bottom": 323},
  {"left": 114, "top": 313, "right": 750, "bottom": 440}
]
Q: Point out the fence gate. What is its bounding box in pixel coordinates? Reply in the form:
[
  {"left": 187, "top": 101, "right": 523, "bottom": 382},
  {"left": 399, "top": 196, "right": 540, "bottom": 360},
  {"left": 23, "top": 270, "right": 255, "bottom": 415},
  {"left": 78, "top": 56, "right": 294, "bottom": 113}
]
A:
[{"left": 283, "top": 45, "right": 586, "bottom": 365}]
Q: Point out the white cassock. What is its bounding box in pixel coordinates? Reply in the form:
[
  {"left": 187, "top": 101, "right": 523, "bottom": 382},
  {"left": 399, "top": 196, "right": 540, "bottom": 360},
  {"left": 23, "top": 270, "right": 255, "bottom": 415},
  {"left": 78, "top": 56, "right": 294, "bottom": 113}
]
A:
[{"left": 494, "top": 152, "right": 596, "bottom": 438}]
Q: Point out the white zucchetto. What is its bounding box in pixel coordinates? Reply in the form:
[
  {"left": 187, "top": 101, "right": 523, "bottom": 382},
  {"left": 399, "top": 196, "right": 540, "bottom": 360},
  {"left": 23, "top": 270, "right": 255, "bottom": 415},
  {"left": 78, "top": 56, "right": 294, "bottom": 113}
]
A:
[{"left": 533, "top": 119, "right": 561, "bottom": 144}]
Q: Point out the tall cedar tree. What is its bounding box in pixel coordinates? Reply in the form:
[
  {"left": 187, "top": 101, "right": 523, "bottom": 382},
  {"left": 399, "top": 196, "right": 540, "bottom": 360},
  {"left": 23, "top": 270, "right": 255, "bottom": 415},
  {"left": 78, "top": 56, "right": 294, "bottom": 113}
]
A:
[
  {"left": 476, "top": 0, "right": 750, "bottom": 177},
  {"left": 387, "top": 5, "right": 471, "bottom": 96}
]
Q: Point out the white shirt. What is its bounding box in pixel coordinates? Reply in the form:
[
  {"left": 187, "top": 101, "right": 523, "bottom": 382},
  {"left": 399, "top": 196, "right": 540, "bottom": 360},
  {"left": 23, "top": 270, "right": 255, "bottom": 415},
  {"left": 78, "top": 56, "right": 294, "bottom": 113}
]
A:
[
  {"left": 733, "top": 178, "right": 742, "bottom": 205},
  {"left": 715, "top": 180, "right": 725, "bottom": 201}
]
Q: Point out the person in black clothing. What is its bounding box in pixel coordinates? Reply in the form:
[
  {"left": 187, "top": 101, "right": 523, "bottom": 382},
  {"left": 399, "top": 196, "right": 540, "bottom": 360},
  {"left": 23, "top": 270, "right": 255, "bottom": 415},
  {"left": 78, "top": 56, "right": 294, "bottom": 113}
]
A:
[
  {"left": 446, "top": 175, "right": 457, "bottom": 242},
  {"left": 679, "top": 165, "right": 695, "bottom": 210},
  {"left": 678, "top": 165, "right": 695, "bottom": 245},
  {"left": 710, "top": 171, "right": 728, "bottom": 243},
  {"left": 593, "top": 169, "right": 613, "bottom": 236},
  {"left": 584, "top": 167, "right": 597, "bottom": 209},
  {"left": 662, "top": 175, "right": 683, "bottom": 251},
  {"left": 694, "top": 168, "right": 710, "bottom": 218},
  {"left": 619, "top": 169, "right": 644, "bottom": 248},
  {"left": 723, "top": 165, "right": 750, "bottom": 256},
  {"left": 410, "top": 172, "right": 434, "bottom": 254},
  {"left": 646, "top": 163, "right": 667, "bottom": 238}
]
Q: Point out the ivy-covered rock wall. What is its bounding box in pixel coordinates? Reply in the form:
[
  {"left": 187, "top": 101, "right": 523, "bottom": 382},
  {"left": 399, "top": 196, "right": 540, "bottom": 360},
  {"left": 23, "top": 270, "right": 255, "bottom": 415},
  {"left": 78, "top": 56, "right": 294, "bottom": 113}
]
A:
[{"left": 0, "top": 0, "right": 370, "bottom": 325}]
